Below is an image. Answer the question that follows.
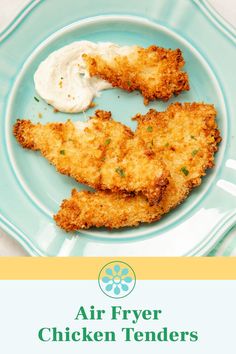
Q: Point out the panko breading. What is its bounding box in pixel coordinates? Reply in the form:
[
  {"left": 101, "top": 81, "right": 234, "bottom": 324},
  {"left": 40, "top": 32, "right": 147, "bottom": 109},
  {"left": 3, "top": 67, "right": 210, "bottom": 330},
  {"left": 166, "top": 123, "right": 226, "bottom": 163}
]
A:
[
  {"left": 54, "top": 103, "right": 221, "bottom": 230},
  {"left": 13, "top": 110, "right": 169, "bottom": 204},
  {"left": 83, "top": 45, "right": 189, "bottom": 104}
]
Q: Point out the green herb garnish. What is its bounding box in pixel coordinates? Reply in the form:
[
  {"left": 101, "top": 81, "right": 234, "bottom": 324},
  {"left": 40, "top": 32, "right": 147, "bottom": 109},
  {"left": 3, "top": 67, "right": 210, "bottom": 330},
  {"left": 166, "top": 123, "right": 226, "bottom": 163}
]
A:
[
  {"left": 164, "top": 142, "right": 169, "bottom": 147},
  {"left": 147, "top": 126, "right": 153, "bottom": 132},
  {"left": 181, "top": 166, "right": 189, "bottom": 176},
  {"left": 191, "top": 135, "right": 196, "bottom": 140},
  {"left": 192, "top": 149, "right": 199, "bottom": 156},
  {"left": 34, "top": 96, "right": 39, "bottom": 102},
  {"left": 115, "top": 167, "right": 125, "bottom": 177},
  {"left": 105, "top": 138, "right": 111, "bottom": 145},
  {"left": 60, "top": 150, "right": 66, "bottom": 155},
  {"left": 127, "top": 81, "right": 131, "bottom": 87}
]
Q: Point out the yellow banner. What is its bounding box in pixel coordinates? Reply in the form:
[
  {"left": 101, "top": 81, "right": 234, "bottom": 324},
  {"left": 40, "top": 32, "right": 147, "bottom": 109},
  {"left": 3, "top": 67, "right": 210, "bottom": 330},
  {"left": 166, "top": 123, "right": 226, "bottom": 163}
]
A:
[{"left": 0, "top": 258, "right": 236, "bottom": 280}]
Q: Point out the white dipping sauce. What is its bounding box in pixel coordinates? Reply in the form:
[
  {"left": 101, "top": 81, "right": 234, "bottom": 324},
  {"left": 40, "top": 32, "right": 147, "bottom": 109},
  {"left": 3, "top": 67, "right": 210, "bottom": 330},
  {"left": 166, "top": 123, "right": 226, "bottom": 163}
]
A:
[{"left": 34, "top": 41, "right": 135, "bottom": 113}]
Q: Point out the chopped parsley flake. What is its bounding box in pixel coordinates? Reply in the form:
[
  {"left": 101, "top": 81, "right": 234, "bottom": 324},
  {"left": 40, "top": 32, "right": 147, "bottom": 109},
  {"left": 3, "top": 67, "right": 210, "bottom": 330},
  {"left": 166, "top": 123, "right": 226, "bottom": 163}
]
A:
[
  {"left": 34, "top": 96, "right": 39, "bottom": 102},
  {"left": 127, "top": 81, "right": 131, "bottom": 86},
  {"left": 164, "top": 142, "right": 169, "bottom": 147},
  {"left": 191, "top": 135, "right": 196, "bottom": 140},
  {"left": 105, "top": 138, "right": 111, "bottom": 145},
  {"left": 181, "top": 166, "right": 189, "bottom": 176},
  {"left": 115, "top": 167, "right": 125, "bottom": 177},
  {"left": 192, "top": 149, "right": 199, "bottom": 156},
  {"left": 147, "top": 126, "right": 153, "bottom": 132},
  {"left": 60, "top": 150, "right": 66, "bottom": 155}
]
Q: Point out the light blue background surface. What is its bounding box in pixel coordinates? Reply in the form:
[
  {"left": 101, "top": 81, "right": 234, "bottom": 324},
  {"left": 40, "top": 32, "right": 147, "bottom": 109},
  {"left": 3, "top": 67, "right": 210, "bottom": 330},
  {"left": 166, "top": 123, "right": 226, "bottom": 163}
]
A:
[
  {"left": 0, "top": 280, "right": 235, "bottom": 352},
  {"left": 0, "top": 0, "right": 235, "bottom": 256}
]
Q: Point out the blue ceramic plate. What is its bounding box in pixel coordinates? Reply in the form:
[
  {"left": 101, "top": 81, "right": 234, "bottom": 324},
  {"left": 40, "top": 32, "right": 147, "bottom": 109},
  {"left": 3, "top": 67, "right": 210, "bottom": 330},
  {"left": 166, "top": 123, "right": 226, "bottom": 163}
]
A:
[{"left": 0, "top": 0, "right": 235, "bottom": 256}]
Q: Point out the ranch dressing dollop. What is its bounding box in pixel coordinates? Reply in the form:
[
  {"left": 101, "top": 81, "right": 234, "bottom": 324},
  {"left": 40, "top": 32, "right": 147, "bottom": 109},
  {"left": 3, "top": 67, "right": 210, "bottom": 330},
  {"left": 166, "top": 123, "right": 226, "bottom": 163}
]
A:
[{"left": 34, "top": 41, "right": 135, "bottom": 113}]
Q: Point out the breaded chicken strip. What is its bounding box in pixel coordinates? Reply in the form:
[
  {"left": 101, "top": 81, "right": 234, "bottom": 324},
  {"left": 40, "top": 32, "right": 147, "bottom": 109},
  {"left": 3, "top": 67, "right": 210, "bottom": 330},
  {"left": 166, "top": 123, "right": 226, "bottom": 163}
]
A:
[
  {"left": 83, "top": 45, "right": 189, "bottom": 104},
  {"left": 54, "top": 103, "right": 221, "bottom": 230},
  {"left": 13, "top": 110, "right": 169, "bottom": 204}
]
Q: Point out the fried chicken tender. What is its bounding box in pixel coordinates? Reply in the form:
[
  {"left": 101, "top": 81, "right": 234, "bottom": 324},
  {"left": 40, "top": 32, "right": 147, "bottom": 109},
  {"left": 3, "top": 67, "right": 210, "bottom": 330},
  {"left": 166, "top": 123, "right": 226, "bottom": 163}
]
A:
[
  {"left": 13, "top": 110, "right": 169, "bottom": 204},
  {"left": 83, "top": 45, "right": 189, "bottom": 104},
  {"left": 54, "top": 103, "right": 221, "bottom": 230}
]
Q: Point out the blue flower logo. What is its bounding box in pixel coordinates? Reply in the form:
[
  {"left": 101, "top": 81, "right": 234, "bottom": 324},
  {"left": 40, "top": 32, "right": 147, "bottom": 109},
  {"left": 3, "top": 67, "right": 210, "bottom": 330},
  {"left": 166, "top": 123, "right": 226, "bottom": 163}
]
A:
[{"left": 98, "top": 261, "right": 136, "bottom": 298}]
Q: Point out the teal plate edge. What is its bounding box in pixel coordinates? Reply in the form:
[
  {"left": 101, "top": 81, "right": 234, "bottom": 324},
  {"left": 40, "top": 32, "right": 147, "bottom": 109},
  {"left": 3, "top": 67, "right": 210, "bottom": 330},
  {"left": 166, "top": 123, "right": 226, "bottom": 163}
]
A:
[
  {"left": 0, "top": 0, "right": 235, "bottom": 256},
  {"left": 0, "top": 0, "right": 235, "bottom": 43}
]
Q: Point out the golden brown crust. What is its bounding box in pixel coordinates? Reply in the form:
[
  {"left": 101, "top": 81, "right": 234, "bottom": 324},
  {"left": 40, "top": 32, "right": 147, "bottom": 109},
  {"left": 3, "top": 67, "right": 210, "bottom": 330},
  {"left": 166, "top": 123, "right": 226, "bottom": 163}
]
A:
[
  {"left": 13, "top": 110, "right": 168, "bottom": 204},
  {"left": 54, "top": 102, "right": 221, "bottom": 230},
  {"left": 13, "top": 120, "right": 36, "bottom": 149},
  {"left": 83, "top": 45, "right": 189, "bottom": 103}
]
